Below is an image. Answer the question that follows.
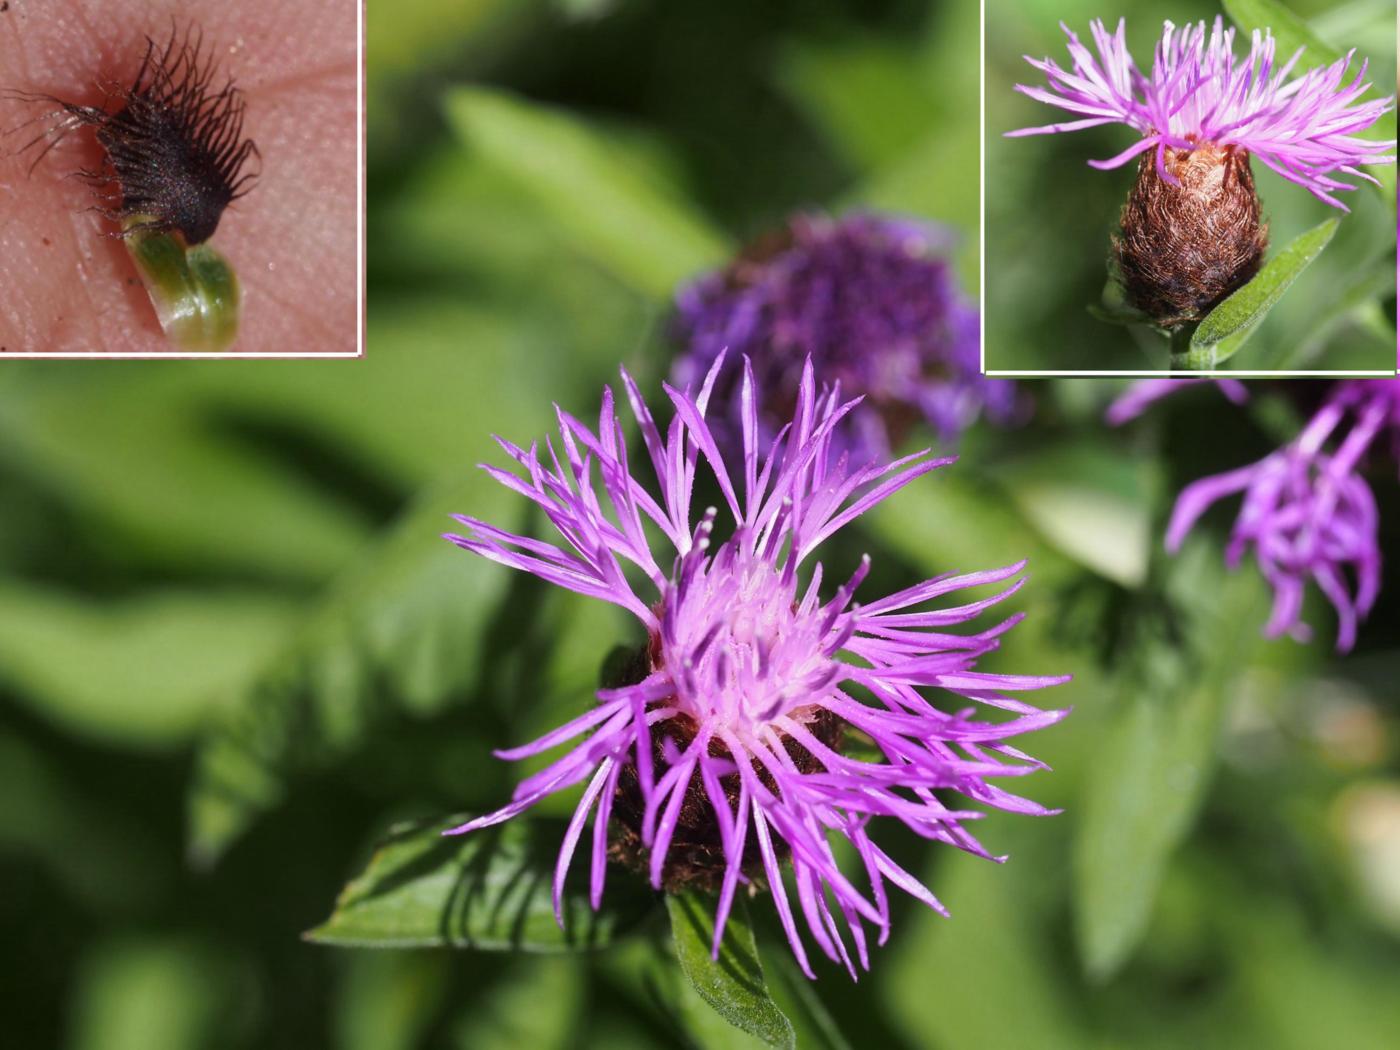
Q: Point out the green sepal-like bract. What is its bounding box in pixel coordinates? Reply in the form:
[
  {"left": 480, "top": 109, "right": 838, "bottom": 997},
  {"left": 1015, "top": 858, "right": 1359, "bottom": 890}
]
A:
[{"left": 123, "top": 215, "right": 241, "bottom": 352}]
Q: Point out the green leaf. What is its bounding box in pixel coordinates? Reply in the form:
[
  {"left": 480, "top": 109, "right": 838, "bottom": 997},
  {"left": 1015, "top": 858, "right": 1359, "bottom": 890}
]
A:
[
  {"left": 993, "top": 441, "right": 1156, "bottom": 588},
  {"left": 443, "top": 86, "right": 730, "bottom": 298},
  {"left": 1177, "top": 218, "right": 1339, "bottom": 369},
  {"left": 307, "top": 815, "right": 655, "bottom": 950},
  {"left": 334, "top": 952, "right": 450, "bottom": 1050},
  {"left": 1222, "top": 0, "right": 1343, "bottom": 72},
  {"left": 0, "top": 369, "right": 374, "bottom": 583},
  {"left": 0, "top": 584, "right": 298, "bottom": 750},
  {"left": 185, "top": 301, "right": 636, "bottom": 866},
  {"left": 69, "top": 936, "right": 240, "bottom": 1050},
  {"left": 184, "top": 477, "right": 502, "bottom": 865},
  {"left": 446, "top": 956, "right": 584, "bottom": 1050},
  {"left": 1073, "top": 540, "right": 1269, "bottom": 980},
  {"left": 667, "top": 891, "right": 796, "bottom": 1050},
  {"left": 776, "top": 36, "right": 939, "bottom": 172}
]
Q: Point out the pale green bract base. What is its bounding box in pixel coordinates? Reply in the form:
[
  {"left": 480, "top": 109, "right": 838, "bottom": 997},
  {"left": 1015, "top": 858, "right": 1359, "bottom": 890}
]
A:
[{"left": 123, "top": 215, "right": 241, "bottom": 352}]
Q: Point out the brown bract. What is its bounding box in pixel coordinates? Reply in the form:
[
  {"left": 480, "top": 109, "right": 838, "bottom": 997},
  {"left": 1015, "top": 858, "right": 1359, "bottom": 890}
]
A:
[
  {"left": 1114, "top": 143, "right": 1268, "bottom": 328},
  {"left": 610, "top": 696, "right": 844, "bottom": 892}
]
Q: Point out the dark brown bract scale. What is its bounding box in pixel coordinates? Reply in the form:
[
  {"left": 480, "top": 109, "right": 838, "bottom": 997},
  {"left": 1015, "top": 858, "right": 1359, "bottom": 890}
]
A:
[
  {"left": 1113, "top": 144, "right": 1267, "bottom": 328},
  {"left": 9, "top": 25, "right": 258, "bottom": 245},
  {"left": 610, "top": 706, "right": 845, "bottom": 892}
]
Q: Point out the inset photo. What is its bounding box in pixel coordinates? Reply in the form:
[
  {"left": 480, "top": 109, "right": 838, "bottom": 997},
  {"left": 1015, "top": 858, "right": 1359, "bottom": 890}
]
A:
[
  {"left": 984, "top": 0, "right": 1397, "bottom": 374},
  {"left": 0, "top": 1, "right": 362, "bottom": 356}
]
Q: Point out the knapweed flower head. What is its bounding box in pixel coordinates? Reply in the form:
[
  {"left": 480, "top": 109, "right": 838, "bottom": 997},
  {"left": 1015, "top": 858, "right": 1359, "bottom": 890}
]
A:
[
  {"left": 1009, "top": 18, "right": 1396, "bottom": 325},
  {"left": 1113, "top": 379, "right": 1398, "bottom": 651},
  {"left": 671, "top": 211, "right": 1014, "bottom": 465},
  {"left": 445, "top": 353, "right": 1070, "bottom": 976}
]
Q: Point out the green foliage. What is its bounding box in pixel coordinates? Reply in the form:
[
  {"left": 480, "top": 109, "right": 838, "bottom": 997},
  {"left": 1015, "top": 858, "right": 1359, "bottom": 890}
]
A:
[
  {"left": 667, "top": 892, "right": 796, "bottom": 1049},
  {"left": 5, "top": 3, "right": 1399, "bottom": 1049},
  {"left": 1073, "top": 541, "right": 1269, "bottom": 980},
  {"left": 443, "top": 87, "right": 730, "bottom": 299},
  {"left": 308, "top": 816, "right": 655, "bottom": 950}
]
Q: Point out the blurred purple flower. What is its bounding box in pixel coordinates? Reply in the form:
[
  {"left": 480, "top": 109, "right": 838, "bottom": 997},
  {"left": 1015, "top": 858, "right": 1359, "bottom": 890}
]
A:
[
  {"left": 1113, "top": 379, "right": 1399, "bottom": 650},
  {"left": 1008, "top": 17, "right": 1396, "bottom": 209},
  {"left": 671, "top": 212, "right": 1015, "bottom": 465},
  {"left": 445, "top": 353, "right": 1069, "bottom": 976},
  {"left": 1105, "top": 378, "right": 1248, "bottom": 425}
]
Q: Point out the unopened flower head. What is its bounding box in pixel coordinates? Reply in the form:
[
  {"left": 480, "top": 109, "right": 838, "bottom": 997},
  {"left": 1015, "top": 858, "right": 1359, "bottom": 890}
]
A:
[
  {"left": 445, "top": 353, "right": 1070, "bottom": 976},
  {"left": 672, "top": 212, "right": 1015, "bottom": 465},
  {"left": 1009, "top": 18, "right": 1396, "bottom": 326},
  {"left": 1113, "top": 379, "right": 1398, "bottom": 651}
]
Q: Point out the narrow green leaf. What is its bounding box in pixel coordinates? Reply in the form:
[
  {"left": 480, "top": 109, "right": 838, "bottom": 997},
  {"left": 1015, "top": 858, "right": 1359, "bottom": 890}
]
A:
[
  {"left": 667, "top": 892, "right": 796, "bottom": 1050},
  {"left": 1073, "top": 540, "right": 1269, "bottom": 980},
  {"left": 443, "top": 86, "right": 730, "bottom": 298},
  {"left": 1223, "top": 0, "right": 1343, "bottom": 69},
  {"left": 1177, "top": 218, "right": 1339, "bottom": 369},
  {"left": 307, "top": 815, "right": 654, "bottom": 950}
]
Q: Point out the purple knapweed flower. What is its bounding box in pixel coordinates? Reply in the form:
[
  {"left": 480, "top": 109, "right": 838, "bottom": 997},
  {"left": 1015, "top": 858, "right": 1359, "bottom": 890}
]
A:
[
  {"left": 444, "top": 353, "right": 1070, "bottom": 976},
  {"left": 1009, "top": 18, "right": 1396, "bottom": 326},
  {"left": 1009, "top": 17, "right": 1396, "bottom": 208},
  {"left": 671, "top": 211, "right": 1015, "bottom": 466},
  {"left": 1114, "top": 379, "right": 1398, "bottom": 651}
]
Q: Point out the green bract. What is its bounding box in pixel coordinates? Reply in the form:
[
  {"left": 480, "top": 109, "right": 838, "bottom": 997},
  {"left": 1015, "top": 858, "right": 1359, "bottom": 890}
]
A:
[{"left": 124, "top": 216, "right": 241, "bottom": 352}]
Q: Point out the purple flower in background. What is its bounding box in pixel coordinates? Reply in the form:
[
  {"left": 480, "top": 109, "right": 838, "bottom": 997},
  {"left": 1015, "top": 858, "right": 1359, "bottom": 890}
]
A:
[
  {"left": 445, "top": 354, "right": 1069, "bottom": 976},
  {"left": 1105, "top": 377, "right": 1249, "bottom": 425},
  {"left": 1113, "top": 379, "right": 1399, "bottom": 651},
  {"left": 1009, "top": 17, "right": 1396, "bottom": 208},
  {"left": 672, "top": 212, "right": 1015, "bottom": 465}
]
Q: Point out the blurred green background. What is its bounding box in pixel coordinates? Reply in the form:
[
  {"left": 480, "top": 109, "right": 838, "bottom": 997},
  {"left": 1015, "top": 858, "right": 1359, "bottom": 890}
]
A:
[
  {"left": 986, "top": 0, "right": 1398, "bottom": 371},
  {"left": 3, "top": 1, "right": 1400, "bottom": 1047}
]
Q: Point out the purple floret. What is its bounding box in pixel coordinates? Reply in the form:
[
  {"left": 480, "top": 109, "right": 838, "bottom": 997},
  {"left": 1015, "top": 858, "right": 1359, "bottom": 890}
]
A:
[
  {"left": 444, "top": 352, "right": 1070, "bottom": 976},
  {"left": 1008, "top": 17, "right": 1397, "bottom": 209},
  {"left": 671, "top": 212, "right": 1014, "bottom": 465},
  {"left": 1114, "top": 378, "right": 1398, "bottom": 651}
]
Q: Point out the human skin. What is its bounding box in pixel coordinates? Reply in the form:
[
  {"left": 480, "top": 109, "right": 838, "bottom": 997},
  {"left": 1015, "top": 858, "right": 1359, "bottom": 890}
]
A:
[{"left": 0, "top": 0, "right": 358, "bottom": 353}]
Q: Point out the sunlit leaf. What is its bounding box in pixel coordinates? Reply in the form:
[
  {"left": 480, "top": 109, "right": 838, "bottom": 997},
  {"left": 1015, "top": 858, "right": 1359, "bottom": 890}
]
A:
[
  {"left": 308, "top": 815, "right": 655, "bottom": 950},
  {"left": 994, "top": 441, "right": 1156, "bottom": 588}
]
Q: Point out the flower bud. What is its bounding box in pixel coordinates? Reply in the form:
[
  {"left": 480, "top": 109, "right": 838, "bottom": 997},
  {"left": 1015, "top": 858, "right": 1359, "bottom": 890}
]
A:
[{"left": 1113, "top": 144, "right": 1268, "bottom": 327}]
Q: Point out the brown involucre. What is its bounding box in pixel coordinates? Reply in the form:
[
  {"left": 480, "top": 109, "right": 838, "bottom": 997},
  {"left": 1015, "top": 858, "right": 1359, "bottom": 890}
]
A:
[
  {"left": 7, "top": 24, "right": 258, "bottom": 245},
  {"left": 1113, "top": 143, "right": 1268, "bottom": 328},
  {"left": 609, "top": 707, "right": 845, "bottom": 892}
]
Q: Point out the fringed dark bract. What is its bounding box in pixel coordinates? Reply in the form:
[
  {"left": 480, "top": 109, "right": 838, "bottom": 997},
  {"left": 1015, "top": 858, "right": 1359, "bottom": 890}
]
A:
[{"left": 7, "top": 25, "right": 258, "bottom": 245}]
